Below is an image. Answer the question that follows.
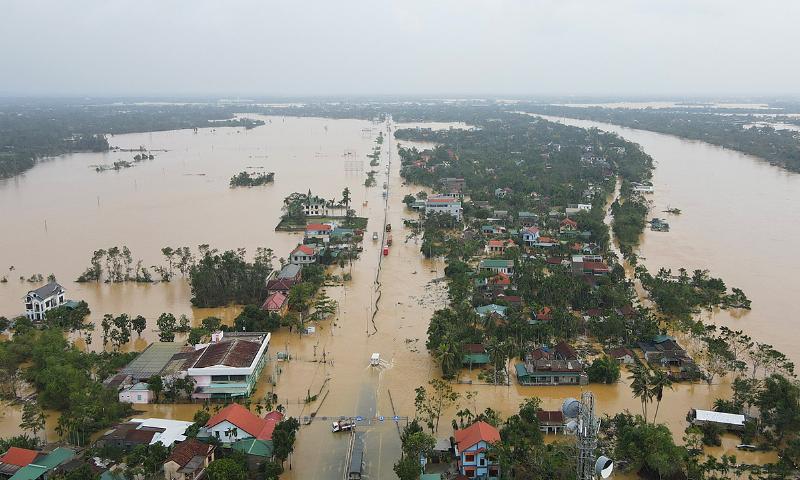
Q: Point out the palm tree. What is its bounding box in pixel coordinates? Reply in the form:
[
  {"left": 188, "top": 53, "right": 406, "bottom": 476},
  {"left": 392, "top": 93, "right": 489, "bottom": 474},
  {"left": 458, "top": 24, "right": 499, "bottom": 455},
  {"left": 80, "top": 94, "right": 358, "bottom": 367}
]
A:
[
  {"left": 628, "top": 363, "right": 653, "bottom": 421},
  {"left": 649, "top": 369, "right": 673, "bottom": 423},
  {"left": 436, "top": 340, "right": 460, "bottom": 379}
]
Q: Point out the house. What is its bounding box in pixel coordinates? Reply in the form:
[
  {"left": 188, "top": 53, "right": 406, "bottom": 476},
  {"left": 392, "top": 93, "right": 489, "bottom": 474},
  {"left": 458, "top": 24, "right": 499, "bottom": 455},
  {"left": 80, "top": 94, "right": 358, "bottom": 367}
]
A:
[
  {"left": 454, "top": 421, "right": 501, "bottom": 479},
  {"left": 536, "top": 410, "right": 566, "bottom": 434},
  {"left": 185, "top": 332, "right": 270, "bottom": 400},
  {"left": 632, "top": 183, "right": 654, "bottom": 193},
  {"left": 485, "top": 239, "right": 515, "bottom": 255},
  {"left": 565, "top": 203, "right": 592, "bottom": 217},
  {"left": 289, "top": 245, "right": 316, "bottom": 265},
  {"left": 8, "top": 447, "right": 75, "bottom": 480},
  {"left": 559, "top": 218, "right": 578, "bottom": 232},
  {"left": 518, "top": 212, "right": 538, "bottom": 227},
  {"left": 554, "top": 341, "right": 578, "bottom": 361},
  {"left": 529, "top": 307, "right": 553, "bottom": 325},
  {"left": 495, "top": 294, "right": 522, "bottom": 307},
  {"left": 305, "top": 223, "right": 333, "bottom": 238},
  {"left": 261, "top": 292, "right": 288, "bottom": 316},
  {"left": 474, "top": 304, "right": 508, "bottom": 319},
  {"left": 163, "top": 438, "right": 215, "bottom": 480},
  {"left": 689, "top": 409, "right": 746, "bottom": 432},
  {"left": 205, "top": 403, "right": 283, "bottom": 445},
  {"left": 120, "top": 342, "right": 190, "bottom": 382},
  {"left": 276, "top": 263, "right": 302, "bottom": 281},
  {"left": 99, "top": 418, "right": 193, "bottom": 449},
  {"left": 266, "top": 277, "right": 296, "bottom": 296},
  {"left": 535, "top": 236, "right": 558, "bottom": 248},
  {"left": 463, "top": 344, "right": 490, "bottom": 367},
  {"left": 481, "top": 225, "right": 499, "bottom": 235},
  {"left": 0, "top": 447, "right": 40, "bottom": 477},
  {"left": 494, "top": 187, "right": 511, "bottom": 198},
  {"left": 23, "top": 282, "right": 66, "bottom": 321},
  {"left": 638, "top": 335, "right": 692, "bottom": 368},
  {"left": 119, "top": 382, "right": 153, "bottom": 404},
  {"left": 485, "top": 273, "right": 512, "bottom": 293},
  {"left": 425, "top": 195, "right": 462, "bottom": 220},
  {"left": 571, "top": 255, "right": 610, "bottom": 276},
  {"left": 607, "top": 347, "right": 636, "bottom": 365},
  {"left": 301, "top": 196, "right": 346, "bottom": 217},
  {"left": 515, "top": 358, "right": 587, "bottom": 386},
  {"left": 520, "top": 226, "right": 540, "bottom": 247},
  {"left": 479, "top": 259, "right": 514, "bottom": 275},
  {"left": 439, "top": 177, "right": 466, "bottom": 194}
]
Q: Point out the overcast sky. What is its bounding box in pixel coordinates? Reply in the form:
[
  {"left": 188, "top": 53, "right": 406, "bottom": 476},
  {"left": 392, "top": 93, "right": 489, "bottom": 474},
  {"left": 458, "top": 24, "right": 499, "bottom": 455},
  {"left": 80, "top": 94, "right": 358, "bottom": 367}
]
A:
[{"left": 2, "top": 0, "right": 799, "bottom": 98}]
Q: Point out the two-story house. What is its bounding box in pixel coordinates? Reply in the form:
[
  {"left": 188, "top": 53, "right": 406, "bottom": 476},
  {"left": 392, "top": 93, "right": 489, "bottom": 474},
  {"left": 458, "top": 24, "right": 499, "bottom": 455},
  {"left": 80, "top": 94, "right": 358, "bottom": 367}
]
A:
[
  {"left": 454, "top": 421, "right": 501, "bottom": 479},
  {"left": 520, "top": 226, "right": 540, "bottom": 247},
  {"left": 204, "top": 403, "right": 282, "bottom": 445},
  {"left": 24, "top": 282, "right": 66, "bottom": 321},
  {"left": 185, "top": 332, "right": 270, "bottom": 400}
]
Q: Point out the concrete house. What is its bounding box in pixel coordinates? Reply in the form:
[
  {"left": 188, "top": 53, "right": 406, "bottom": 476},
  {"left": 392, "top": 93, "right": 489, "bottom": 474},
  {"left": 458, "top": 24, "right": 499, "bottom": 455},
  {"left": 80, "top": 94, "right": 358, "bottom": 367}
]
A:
[
  {"left": 607, "top": 347, "right": 636, "bottom": 365},
  {"left": 454, "top": 421, "right": 501, "bottom": 479},
  {"left": 425, "top": 195, "right": 462, "bottom": 220},
  {"left": 289, "top": 244, "right": 316, "bottom": 265},
  {"left": 205, "top": 403, "right": 283, "bottom": 445},
  {"left": 185, "top": 332, "right": 270, "bottom": 400},
  {"left": 261, "top": 292, "right": 288, "bottom": 316},
  {"left": 163, "top": 438, "right": 215, "bottom": 480},
  {"left": 479, "top": 259, "right": 514, "bottom": 275},
  {"left": 485, "top": 239, "right": 515, "bottom": 255},
  {"left": 520, "top": 226, "right": 541, "bottom": 247},
  {"left": 24, "top": 282, "right": 66, "bottom": 321}
]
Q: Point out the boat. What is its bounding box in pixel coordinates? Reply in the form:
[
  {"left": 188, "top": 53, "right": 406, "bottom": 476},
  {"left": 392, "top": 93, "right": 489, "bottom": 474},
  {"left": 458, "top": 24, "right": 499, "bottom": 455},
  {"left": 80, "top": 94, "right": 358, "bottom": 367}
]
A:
[
  {"left": 372, "top": 232, "right": 378, "bottom": 241},
  {"left": 737, "top": 444, "right": 757, "bottom": 451},
  {"left": 386, "top": 234, "right": 393, "bottom": 246},
  {"left": 332, "top": 420, "right": 356, "bottom": 433},
  {"left": 385, "top": 224, "right": 392, "bottom": 232},
  {"left": 663, "top": 206, "right": 682, "bottom": 215}
]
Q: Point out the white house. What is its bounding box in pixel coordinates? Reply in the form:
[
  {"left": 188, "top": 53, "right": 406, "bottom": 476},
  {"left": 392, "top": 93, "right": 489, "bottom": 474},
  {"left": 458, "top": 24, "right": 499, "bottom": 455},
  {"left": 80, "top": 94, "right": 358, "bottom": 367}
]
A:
[
  {"left": 425, "top": 195, "right": 462, "bottom": 220},
  {"left": 119, "top": 382, "right": 153, "bottom": 404},
  {"left": 302, "top": 197, "right": 346, "bottom": 217},
  {"left": 24, "top": 282, "right": 66, "bottom": 321},
  {"left": 204, "top": 403, "right": 284, "bottom": 444},
  {"left": 289, "top": 244, "right": 317, "bottom": 265},
  {"left": 185, "top": 332, "right": 270, "bottom": 400},
  {"left": 632, "top": 183, "right": 655, "bottom": 193},
  {"left": 521, "top": 226, "right": 541, "bottom": 246}
]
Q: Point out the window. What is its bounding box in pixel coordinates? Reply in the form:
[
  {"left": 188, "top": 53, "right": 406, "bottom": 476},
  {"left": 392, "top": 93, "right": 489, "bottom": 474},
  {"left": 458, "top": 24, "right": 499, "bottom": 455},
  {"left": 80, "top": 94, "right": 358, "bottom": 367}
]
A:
[
  {"left": 465, "top": 468, "right": 476, "bottom": 478},
  {"left": 137, "top": 395, "right": 142, "bottom": 401},
  {"left": 214, "top": 431, "right": 220, "bottom": 439},
  {"left": 479, "top": 457, "right": 486, "bottom": 466},
  {"left": 465, "top": 453, "right": 474, "bottom": 463}
]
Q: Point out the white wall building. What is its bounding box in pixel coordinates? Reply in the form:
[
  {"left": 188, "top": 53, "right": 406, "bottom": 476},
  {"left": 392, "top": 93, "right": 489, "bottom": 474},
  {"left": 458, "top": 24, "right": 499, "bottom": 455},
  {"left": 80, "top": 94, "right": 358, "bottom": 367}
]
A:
[
  {"left": 24, "top": 282, "right": 66, "bottom": 321},
  {"left": 425, "top": 195, "right": 462, "bottom": 220}
]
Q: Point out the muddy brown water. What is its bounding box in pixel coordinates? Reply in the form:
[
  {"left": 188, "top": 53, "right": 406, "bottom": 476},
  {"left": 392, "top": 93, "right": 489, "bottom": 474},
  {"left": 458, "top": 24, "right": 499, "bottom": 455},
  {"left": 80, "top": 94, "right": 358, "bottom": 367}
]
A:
[{"left": 0, "top": 114, "right": 784, "bottom": 474}]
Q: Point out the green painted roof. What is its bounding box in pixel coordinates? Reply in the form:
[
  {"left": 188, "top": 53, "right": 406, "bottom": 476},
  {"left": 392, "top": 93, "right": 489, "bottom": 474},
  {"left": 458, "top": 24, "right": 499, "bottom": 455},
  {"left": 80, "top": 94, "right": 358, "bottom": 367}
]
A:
[
  {"left": 232, "top": 439, "right": 273, "bottom": 458},
  {"left": 475, "top": 304, "right": 507, "bottom": 317},
  {"left": 463, "top": 353, "right": 490, "bottom": 365},
  {"left": 421, "top": 475, "right": 442, "bottom": 480},
  {"left": 9, "top": 447, "right": 75, "bottom": 480},
  {"left": 480, "top": 259, "right": 513, "bottom": 267}
]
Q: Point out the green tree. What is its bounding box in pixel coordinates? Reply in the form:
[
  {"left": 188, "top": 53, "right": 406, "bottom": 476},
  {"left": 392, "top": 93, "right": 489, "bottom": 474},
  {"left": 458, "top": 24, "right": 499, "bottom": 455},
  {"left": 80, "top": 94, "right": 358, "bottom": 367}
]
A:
[
  {"left": 20, "top": 401, "right": 46, "bottom": 441},
  {"left": 587, "top": 356, "right": 620, "bottom": 384},
  {"left": 273, "top": 417, "right": 300, "bottom": 468},
  {"left": 206, "top": 458, "right": 247, "bottom": 480},
  {"left": 649, "top": 368, "right": 673, "bottom": 423},
  {"left": 131, "top": 315, "right": 146, "bottom": 337},
  {"left": 156, "top": 313, "right": 176, "bottom": 342},
  {"left": 414, "top": 379, "right": 460, "bottom": 433},
  {"left": 628, "top": 363, "right": 653, "bottom": 422},
  {"left": 147, "top": 375, "right": 164, "bottom": 403}
]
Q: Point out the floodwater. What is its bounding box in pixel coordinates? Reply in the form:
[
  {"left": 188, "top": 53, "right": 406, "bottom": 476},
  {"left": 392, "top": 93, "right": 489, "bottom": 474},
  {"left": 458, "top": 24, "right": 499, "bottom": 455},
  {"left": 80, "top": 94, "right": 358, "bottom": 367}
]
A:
[{"left": 0, "top": 113, "right": 785, "bottom": 473}]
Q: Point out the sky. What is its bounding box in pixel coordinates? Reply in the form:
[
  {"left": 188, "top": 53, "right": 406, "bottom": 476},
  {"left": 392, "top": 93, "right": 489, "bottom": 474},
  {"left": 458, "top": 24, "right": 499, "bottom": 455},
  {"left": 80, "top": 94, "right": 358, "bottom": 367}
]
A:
[{"left": 2, "top": 0, "right": 799, "bottom": 98}]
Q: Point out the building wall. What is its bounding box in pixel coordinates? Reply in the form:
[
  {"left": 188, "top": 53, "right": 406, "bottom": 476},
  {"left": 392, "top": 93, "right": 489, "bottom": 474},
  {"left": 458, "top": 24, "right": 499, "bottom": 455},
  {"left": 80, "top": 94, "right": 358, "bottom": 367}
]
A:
[
  {"left": 209, "top": 420, "right": 253, "bottom": 443},
  {"left": 119, "top": 389, "right": 152, "bottom": 404}
]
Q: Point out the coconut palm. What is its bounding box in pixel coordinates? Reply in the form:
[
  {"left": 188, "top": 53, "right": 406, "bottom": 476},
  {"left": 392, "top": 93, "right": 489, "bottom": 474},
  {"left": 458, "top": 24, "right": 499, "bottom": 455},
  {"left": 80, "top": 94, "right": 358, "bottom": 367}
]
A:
[
  {"left": 628, "top": 363, "right": 653, "bottom": 421},
  {"left": 649, "top": 368, "right": 673, "bottom": 423}
]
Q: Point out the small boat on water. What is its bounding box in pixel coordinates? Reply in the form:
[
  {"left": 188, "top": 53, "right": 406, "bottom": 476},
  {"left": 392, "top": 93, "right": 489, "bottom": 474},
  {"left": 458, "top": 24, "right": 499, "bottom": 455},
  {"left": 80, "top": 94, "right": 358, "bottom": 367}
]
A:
[
  {"left": 663, "top": 206, "right": 682, "bottom": 215},
  {"left": 372, "top": 232, "right": 379, "bottom": 241},
  {"left": 385, "top": 224, "right": 392, "bottom": 232},
  {"left": 332, "top": 420, "right": 355, "bottom": 433}
]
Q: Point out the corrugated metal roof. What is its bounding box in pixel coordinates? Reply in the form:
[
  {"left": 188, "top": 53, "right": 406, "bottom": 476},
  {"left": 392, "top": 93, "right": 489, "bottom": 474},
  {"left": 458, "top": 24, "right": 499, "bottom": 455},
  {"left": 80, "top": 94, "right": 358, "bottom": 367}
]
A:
[
  {"left": 694, "top": 409, "right": 745, "bottom": 426},
  {"left": 121, "top": 343, "right": 187, "bottom": 380}
]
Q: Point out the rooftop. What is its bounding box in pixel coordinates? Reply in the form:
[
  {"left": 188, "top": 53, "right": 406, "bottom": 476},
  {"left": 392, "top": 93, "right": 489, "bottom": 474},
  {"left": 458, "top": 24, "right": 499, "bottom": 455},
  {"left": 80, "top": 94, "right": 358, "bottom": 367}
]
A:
[
  {"left": 277, "top": 263, "right": 302, "bottom": 279},
  {"left": 120, "top": 342, "right": 188, "bottom": 380},
  {"left": 454, "top": 421, "right": 500, "bottom": 450},
  {"left": 26, "top": 282, "right": 64, "bottom": 300},
  {"left": 186, "top": 338, "right": 264, "bottom": 369}
]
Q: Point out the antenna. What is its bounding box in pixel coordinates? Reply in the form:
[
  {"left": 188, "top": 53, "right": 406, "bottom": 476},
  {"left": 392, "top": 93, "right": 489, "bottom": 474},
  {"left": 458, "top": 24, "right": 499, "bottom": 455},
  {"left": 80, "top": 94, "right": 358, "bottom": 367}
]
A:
[{"left": 562, "top": 391, "right": 614, "bottom": 479}]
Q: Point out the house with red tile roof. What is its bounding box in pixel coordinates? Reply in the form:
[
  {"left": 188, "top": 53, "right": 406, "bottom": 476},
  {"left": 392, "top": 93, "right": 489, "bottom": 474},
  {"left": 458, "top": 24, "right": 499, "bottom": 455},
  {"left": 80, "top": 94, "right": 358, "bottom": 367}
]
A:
[
  {"left": 205, "top": 403, "right": 284, "bottom": 444},
  {"left": 289, "top": 244, "right": 317, "bottom": 265},
  {"left": 485, "top": 239, "right": 516, "bottom": 255},
  {"left": 607, "top": 347, "right": 636, "bottom": 365},
  {"left": 261, "top": 292, "right": 288, "bottom": 316},
  {"left": 0, "top": 447, "right": 40, "bottom": 476},
  {"left": 305, "top": 223, "right": 333, "bottom": 239},
  {"left": 163, "top": 438, "right": 215, "bottom": 480},
  {"left": 454, "top": 421, "right": 501, "bottom": 479},
  {"left": 560, "top": 218, "right": 578, "bottom": 232}
]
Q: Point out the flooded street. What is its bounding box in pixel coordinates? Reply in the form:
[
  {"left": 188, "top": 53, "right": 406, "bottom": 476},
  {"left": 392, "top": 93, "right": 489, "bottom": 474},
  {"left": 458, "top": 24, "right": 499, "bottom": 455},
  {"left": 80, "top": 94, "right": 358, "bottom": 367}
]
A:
[{"left": 0, "top": 113, "right": 787, "bottom": 472}]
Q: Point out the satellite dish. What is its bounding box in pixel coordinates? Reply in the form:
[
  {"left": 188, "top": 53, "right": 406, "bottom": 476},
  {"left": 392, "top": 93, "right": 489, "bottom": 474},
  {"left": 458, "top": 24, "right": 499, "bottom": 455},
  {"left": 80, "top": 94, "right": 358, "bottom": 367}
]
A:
[
  {"left": 595, "top": 455, "right": 614, "bottom": 478},
  {"left": 562, "top": 397, "right": 580, "bottom": 418},
  {"left": 565, "top": 419, "right": 578, "bottom": 434}
]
